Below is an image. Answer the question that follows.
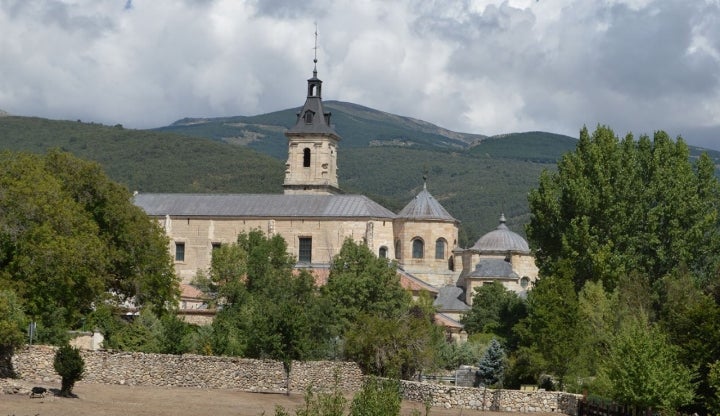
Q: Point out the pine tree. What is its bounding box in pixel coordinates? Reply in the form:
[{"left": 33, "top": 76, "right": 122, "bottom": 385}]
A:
[{"left": 476, "top": 338, "right": 506, "bottom": 388}]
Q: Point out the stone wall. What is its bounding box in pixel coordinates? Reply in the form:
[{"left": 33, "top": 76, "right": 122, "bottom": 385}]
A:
[
  {"left": 10, "top": 345, "right": 362, "bottom": 393},
  {"left": 6, "top": 346, "right": 580, "bottom": 415},
  {"left": 400, "top": 380, "right": 581, "bottom": 414}
]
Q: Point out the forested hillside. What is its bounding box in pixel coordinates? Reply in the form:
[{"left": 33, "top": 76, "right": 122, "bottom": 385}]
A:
[{"left": 2, "top": 108, "right": 718, "bottom": 245}]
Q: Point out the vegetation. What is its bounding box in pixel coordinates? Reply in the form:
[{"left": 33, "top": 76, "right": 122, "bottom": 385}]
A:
[
  {"left": 0, "top": 150, "right": 179, "bottom": 342},
  {"left": 54, "top": 344, "right": 85, "bottom": 397},
  {"left": 0, "top": 289, "right": 26, "bottom": 377},
  {"left": 272, "top": 374, "right": 402, "bottom": 416},
  {"left": 475, "top": 338, "right": 506, "bottom": 388},
  {"left": 515, "top": 126, "right": 720, "bottom": 412}
]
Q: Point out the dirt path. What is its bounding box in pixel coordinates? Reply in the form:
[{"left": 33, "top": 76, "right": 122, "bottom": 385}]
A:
[{"left": 0, "top": 381, "right": 557, "bottom": 416}]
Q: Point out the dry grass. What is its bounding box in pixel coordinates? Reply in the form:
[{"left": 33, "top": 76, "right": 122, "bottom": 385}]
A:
[{"left": 0, "top": 381, "right": 558, "bottom": 416}]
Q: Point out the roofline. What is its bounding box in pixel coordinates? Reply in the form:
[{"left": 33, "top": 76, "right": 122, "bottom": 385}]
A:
[{"left": 147, "top": 214, "right": 397, "bottom": 221}]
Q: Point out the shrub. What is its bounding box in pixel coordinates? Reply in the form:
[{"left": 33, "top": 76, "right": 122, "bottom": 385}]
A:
[{"left": 53, "top": 345, "right": 85, "bottom": 397}]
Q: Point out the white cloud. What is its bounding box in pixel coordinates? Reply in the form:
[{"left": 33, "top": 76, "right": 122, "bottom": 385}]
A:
[{"left": 0, "top": 0, "right": 718, "bottom": 150}]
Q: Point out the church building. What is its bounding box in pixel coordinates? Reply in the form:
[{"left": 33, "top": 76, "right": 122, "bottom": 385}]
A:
[{"left": 134, "top": 62, "right": 538, "bottom": 328}]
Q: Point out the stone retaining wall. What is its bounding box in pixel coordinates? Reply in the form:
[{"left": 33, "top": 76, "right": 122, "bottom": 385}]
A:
[
  {"left": 11, "top": 345, "right": 362, "bottom": 393},
  {"left": 401, "top": 380, "right": 581, "bottom": 414},
  {"left": 6, "top": 346, "right": 579, "bottom": 414}
]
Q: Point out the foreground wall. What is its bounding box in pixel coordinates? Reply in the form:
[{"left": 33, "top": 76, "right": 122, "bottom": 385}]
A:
[
  {"left": 10, "top": 345, "right": 362, "bottom": 393},
  {"left": 7, "top": 346, "right": 579, "bottom": 415},
  {"left": 401, "top": 380, "right": 580, "bottom": 414}
]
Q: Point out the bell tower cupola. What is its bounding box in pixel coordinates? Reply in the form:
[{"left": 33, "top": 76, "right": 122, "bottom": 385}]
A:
[{"left": 283, "top": 44, "right": 341, "bottom": 195}]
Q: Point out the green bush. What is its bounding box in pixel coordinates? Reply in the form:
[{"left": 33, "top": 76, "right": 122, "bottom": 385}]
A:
[
  {"left": 53, "top": 345, "right": 85, "bottom": 397},
  {"left": 350, "top": 377, "right": 401, "bottom": 416}
]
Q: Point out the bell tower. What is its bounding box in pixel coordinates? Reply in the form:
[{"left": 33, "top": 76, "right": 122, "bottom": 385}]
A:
[{"left": 283, "top": 37, "right": 341, "bottom": 195}]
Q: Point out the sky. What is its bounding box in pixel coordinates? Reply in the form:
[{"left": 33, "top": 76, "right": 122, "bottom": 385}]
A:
[{"left": 1, "top": 0, "right": 719, "bottom": 150}]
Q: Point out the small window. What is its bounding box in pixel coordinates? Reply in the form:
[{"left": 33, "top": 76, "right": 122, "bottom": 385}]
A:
[
  {"left": 299, "top": 237, "right": 312, "bottom": 263},
  {"left": 211, "top": 242, "right": 222, "bottom": 251},
  {"left": 175, "top": 242, "right": 185, "bottom": 262},
  {"left": 448, "top": 256, "right": 455, "bottom": 271},
  {"left": 303, "top": 148, "right": 311, "bottom": 167},
  {"left": 379, "top": 246, "right": 388, "bottom": 258},
  {"left": 412, "top": 238, "right": 424, "bottom": 259},
  {"left": 304, "top": 110, "right": 314, "bottom": 124},
  {"left": 520, "top": 276, "right": 530, "bottom": 289},
  {"left": 435, "top": 238, "right": 446, "bottom": 260}
]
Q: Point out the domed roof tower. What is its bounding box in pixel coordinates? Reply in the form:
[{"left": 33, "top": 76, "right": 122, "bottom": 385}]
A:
[{"left": 470, "top": 214, "right": 530, "bottom": 254}]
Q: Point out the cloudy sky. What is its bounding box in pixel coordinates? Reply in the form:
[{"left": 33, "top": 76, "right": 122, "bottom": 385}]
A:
[{"left": 1, "top": 0, "right": 719, "bottom": 150}]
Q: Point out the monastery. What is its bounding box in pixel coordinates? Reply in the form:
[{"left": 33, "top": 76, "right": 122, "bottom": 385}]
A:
[{"left": 134, "top": 62, "right": 538, "bottom": 329}]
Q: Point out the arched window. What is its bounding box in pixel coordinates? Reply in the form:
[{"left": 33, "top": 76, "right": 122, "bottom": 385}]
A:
[
  {"left": 379, "top": 246, "right": 388, "bottom": 259},
  {"left": 448, "top": 256, "right": 455, "bottom": 271},
  {"left": 435, "top": 238, "right": 447, "bottom": 259},
  {"left": 412, "top": 238, "right": 424, "bottom": 259},
  {"left": 303, "top": 148, "right": 311, "bottom": 167},
  {"left": 304, "top": 110, "right": 314, "bottom": 124}
]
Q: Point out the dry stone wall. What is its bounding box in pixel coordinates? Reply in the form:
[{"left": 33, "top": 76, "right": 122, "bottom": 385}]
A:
[
  {"left": 401, "top": 380, "right": 581, "bottom": 414},
  {"left": 6, "top": 346, "right": 580, "bottom": 415},
  {"left": 11, "top": 345, "right": 361, "bottom": 393}
]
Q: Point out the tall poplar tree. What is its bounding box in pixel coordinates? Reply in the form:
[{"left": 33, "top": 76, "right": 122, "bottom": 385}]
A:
[{"left": 527, "top": 126, "right": 720, "bottom": 292}]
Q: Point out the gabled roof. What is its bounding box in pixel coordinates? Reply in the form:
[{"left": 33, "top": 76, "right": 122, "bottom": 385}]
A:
[
  {"left": 397, "top": 183, "right": 457, "bottom": 222},
  {"left": 134, "top": 193, "right": 396, "bottom": 219}
]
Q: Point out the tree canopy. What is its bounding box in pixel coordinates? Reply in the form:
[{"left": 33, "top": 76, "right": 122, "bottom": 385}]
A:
[
  {"left": 527, "top": 126, "right": 720, "bottom": 292},
  {"left": 520, "top": 126, "right": 720, "bottom": 411},
  {"left": 0, "top": 150, "right": 178, "bottom": 340}
]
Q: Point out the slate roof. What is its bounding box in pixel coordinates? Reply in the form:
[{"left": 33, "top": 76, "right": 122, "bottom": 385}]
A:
[
  {"left": 286, "top": 72, "right": 339, "bottom": 137},
  {"left": 471, "top": 214, "right": 530, "bottom": 254},
  {"left": 397, "top": 183, "right": 457, "bottom": 222},
  {"left": 468, "top": 258, "right": 519, "bottom": 279},
  {"left": 134, "top": 193, "right": 396, "bottom": 219},
  {"left": 433, "top": 286, "right": 470, "bottom": 312}
]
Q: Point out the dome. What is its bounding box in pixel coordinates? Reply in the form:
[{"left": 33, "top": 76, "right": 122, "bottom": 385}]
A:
[{"left": 471, "top": 214, "right": 530, "bottom": 254}]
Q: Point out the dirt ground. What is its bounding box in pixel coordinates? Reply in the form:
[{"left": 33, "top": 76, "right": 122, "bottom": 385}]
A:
[{"left": 0, "top": 381, "right": 557, "bottom": 416}]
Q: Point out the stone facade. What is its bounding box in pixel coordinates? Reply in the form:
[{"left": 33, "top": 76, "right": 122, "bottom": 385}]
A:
[
  {"left": 4, "top": 346, "right": 579, "bottom": 415},
  {"left": 168, "top": 216, "right": 396, "bottom": 284}
]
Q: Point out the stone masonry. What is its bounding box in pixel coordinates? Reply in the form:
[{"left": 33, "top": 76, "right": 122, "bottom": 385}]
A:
[{"left": 5, "top": 345, "right": 580, "bottom": 415}]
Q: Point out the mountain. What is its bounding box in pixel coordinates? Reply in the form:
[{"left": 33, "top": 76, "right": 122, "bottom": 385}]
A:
[
  {"left": 2, "top": 105, "right": 719, "bottom": 245},
  {"left": 158, "top": 101, "right": 488, "bottom": 159}
]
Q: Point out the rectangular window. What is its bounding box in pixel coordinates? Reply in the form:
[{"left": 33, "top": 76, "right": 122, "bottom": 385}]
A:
[
  {"left": 299, "top": 237, "right": 312, "bottom": 263},
  {"left": 211, "top": 242, "right": 222, "bottom": 251},
  {"left": 175, "top": 242, "right": 185, "bottom": 262}
]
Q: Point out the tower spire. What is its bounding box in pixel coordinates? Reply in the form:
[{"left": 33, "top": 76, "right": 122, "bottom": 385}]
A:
[{"left": 313, "top": 23, "right": 318, "bottom": 77}]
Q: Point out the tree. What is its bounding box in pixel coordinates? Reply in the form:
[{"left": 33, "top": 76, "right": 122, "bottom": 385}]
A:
[
  {"left": 54, "top": 344, "right": 85, "bottom": 397},
  {"left": 0, "top": 150, "right": 179, "bottom": 335},
  {"left": 600, "top": 315, "right": 695, "bottom": 412},
  {"left": 0, "top": 289, "right": 27, "bottom": 377},
  {"left": 344, "top": 299, "right": 443, "bottom": 380},
  {"left": 476, "top": 338, "right": 506, "bottom": 387},
  {"left": 322, "top": 238, "right": 411, "bottom": 334},
  {"left": 515, "top": 276, "right": 579, "bottom": 389},
  {"left": 209, "top": 230, "right": 328, "bottom": 393},
  {"left": 461, "top": 281, "right": 527, "bottom": 347},
  {"left": 527, "top": 126, "right": 720, "bottom": 293}
]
